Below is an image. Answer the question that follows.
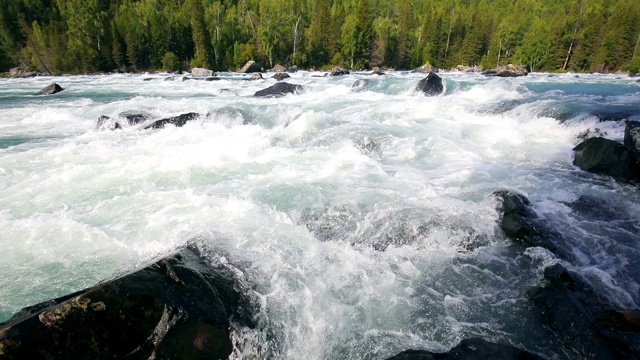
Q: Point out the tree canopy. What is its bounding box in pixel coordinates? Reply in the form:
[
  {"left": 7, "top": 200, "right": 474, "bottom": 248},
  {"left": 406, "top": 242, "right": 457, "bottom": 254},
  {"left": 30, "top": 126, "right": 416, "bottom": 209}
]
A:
[{"left": 1, "top": 0, "right": 638, "bottom": 74}]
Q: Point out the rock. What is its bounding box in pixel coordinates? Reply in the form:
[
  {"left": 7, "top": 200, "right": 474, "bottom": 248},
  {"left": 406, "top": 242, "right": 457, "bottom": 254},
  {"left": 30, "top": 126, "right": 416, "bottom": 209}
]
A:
[
  {"left": 205, "top": 77, "right": 221, "bottom": 81},
  {"left": 272, "top": 73, "right": 290, "bottom": 81},
  {"left": 143, "top": 78, "right": 154, "bottom": 81},
  {"left": 0, "top": 246, "right": 256, "bottom": 360},
  {"left": 9, "top": 66, "right": 38, "bottom": 78},
  {"left": 37, "top": 83, "right": 64, "bottom": 95},
  {"left": 493, "top": 191, "right": 539, "bottom": 242},
  {"left": 287, "top": 65, "right": 298, "bottom": 73},
  {"left": 270, "top": 64, "right": 286, "bottom": 72},
  {"left": 191, "top": 67, "right": 214, "bottom": 77},
  {"left": 495, "top": 64, "right": 528, "bottom": 77},
  {"left": 530, "top": 264, "right": 640, "bottom": 359},
  {"left": 623, "top": 121, "right": 640, "bottom": 154},
  {"left": 254, "top": 82, "right": 303, "bottom": 98},
  {"left": 330, "top": 66, "right": 350, "bottom": 76},
  {"left": 238, "top": 60, "right": 262, "bottom": 73},
  {"left": 119, "top": 111, "right": 153, "bottom": 125},
  {"left": 249, "top": 73, "right": 263, "bottom": 80},
  {"left": 636, "top": 79, "right": 640, "bottom": 83},
  {"left": 481, "top": 69, "right": 498, "bottom": 76},
  {"left": 143, "top": 113, "right": 201, "bottom": 130},
  {"left": 352, "top": 79, "right": 370, "bottom": 90},
  {"left": 416, "top": 72, "right": 444, "bottom": 96},
  {"left": 415, "top": 62, "right": 437, "bottom": 73},
  {"left": 386, "top": 338, "right": 543, "bottom": 360},
  {"left": 165, "top": 76, "right": 178, "bottom": 81},
  {"left": 453, "top": 65, "right": 482, "bottom": 73},
  {"left": 371, "top": 67, "right": 385, "bottom": 75},
  {"left": 573, "top": 137, "right": 637, "bottom": 181}
]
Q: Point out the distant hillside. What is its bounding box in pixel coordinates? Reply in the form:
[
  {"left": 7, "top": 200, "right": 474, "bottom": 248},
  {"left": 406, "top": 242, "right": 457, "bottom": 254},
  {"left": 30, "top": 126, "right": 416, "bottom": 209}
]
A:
[{"left": 0, "top": 0, "right": 638, "bottom": 74}]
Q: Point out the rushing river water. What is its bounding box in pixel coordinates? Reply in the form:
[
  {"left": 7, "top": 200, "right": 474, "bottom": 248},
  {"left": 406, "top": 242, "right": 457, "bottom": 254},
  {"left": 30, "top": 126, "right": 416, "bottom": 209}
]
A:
[{"left": 0, "top": 71, "right": 639, "bottom": 359}]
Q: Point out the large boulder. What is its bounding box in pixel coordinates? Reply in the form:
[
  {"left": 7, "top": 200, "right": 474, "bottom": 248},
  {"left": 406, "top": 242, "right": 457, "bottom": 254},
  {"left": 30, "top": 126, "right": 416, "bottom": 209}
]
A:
[
  {"left": 573, "top": 137, "right": 637, "bottom": 181},
  {"left": 386, "top": 338, "right": 543, "bottom": 360},
  {"left": 143, "top": 113, "right": 200, "bottom": 130},
  {"left": 531, "top": 264, "right": 640, "bottom": 359},
  {"left": 0, "top": 246, "right": 256, "bottom": 360},
  {"left": 238, "top": 60, "right": 262, "bottom": 73},
  {"left": 37, "top": 83, "right": 64, "bottom": 95},
  {"left": 254, "top": 82, "right": 303, "bottom": 98},
  {"left": 270, "top": 64, "right": 286, "bottom": 72},
  {"left": 415, "top": 62, "right": 438, "bottom": 73},
  {"left": 272, "top": 72, "right": 290, "bottom": 81},
  {"left": 330, "top": 66, "right": 350, "bottom": 76},
  {"left": 191, "top": 67, "right": 215, "bottom": 77},
  {"left": 495, "top": 64, "right": 528, "bottom": 77},
  {"left": 416, "top": 72, "right": 444, "bottom": 96}
]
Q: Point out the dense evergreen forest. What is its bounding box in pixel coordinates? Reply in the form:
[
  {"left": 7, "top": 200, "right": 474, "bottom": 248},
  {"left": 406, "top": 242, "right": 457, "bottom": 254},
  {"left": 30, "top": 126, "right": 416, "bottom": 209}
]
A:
[{"left": 1, "top": 0, "right": 639, "bottom": 74}]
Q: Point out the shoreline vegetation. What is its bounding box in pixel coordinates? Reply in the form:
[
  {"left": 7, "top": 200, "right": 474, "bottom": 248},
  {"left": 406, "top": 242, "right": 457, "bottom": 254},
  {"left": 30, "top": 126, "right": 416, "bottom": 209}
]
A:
[{"left": 0, "top": 0, "right": 639, "bottom": 76}]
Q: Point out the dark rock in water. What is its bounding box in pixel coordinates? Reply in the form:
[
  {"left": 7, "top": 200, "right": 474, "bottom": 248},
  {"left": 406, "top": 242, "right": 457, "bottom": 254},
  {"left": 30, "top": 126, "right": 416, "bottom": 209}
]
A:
[
  {"left": 636, "top": 79, "right": 640, "bottom": 83},
  {"left": 330, "top": 66, "right": 349, "bottom": 76},
  {"left": 254, "top": 82, "right": 303, "bottom": 98},
  {"left": 481, "top": 69, "right": 497, "bottom": 76},
  {"left": 238, "top": 60, "right": 262, "bottom": 73},
  {"left": 120, "top": 110, "right": 153, "bottom": 125},
  {"left": 573, "top": 137, "right": 637, "bottom": 181},
  {"left": 143, "top": 113, "right": 200, "bottom": 130},
  {"left": 96, "top": 111, "right": 154, "bottom": 130},
  {"left": 493, "top": 191, "right": 539, "bottom": 243},
  {"left": 272, "top": 72, "right": 290, "bottom": 81},
  {"left": 38, "top": 83, "right": 64, "bottom": 95},
  {"left": 624, "top": 121, "right": 640, "bottom": 154},
  {"left": 416, "top": 72, "right": 444, "bottom": 96},
  {"left": 205, "top": 77, "right": 221, "bottom": 81},
  {"left": 287, "top": 65, "right": 298, "bottom": 73},
  {"left": 249, "top": 73, "right": 263, "bottom": 80},
  {"left": 386, "top": 338, "right": 543, "bottom": 360},
  {"left": 0, "top": 246, "right": 256, "bottom": 360},
  {"left": 143, "top": 77, "right": 154, "bottom": 81},
  {"left": 530, "top": 264, "right": 640, "bottom": 359},
  {"left": 564, "top": 195, "right": 628, "bottom": 221},
  {"left": 352, "top": 79, "right": 370, "bottom": 89},
  {"left": 371, "top": 67, "right": 385, "bottom": 75}
]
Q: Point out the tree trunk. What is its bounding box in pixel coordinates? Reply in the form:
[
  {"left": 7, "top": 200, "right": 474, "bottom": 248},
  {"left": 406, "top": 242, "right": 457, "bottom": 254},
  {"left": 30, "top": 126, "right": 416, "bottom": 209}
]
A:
[{"left": 562, "top": 27, "right": 578, "bottom": 71}]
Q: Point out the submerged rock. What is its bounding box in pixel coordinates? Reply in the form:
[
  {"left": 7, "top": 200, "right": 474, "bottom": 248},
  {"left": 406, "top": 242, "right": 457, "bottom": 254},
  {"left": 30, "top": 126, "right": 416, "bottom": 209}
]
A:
[
  {"left": 272, "top": 72, "right": 290, "bottom": 81},
  {"left": 0, "top": 246, "right": 256, "bottom": 360},
  {"left": 371, "top": 67, "right": 385, "bottom": 75},
  {"left": 573, "top": 137, "right": 637, "bottom": 181},
  {"left": 386, "top": 338, "right": 543, "bottom": 360},
  {"left": 623, "top": 121, "right": 640, "bottom": 154},
  {"left": 254, "top": 82, "right": 303, "bottom": 98},
  {"left": 249, "top": 73, "right": 263, "bottom": 80},
  {"left": 416, "top": 72, "right": 444, "bottom": 96},
  {"left": 238, "top": 60, "right": 262, "bottom": 73},
  {"left": 96, "top": 111, "right": 153, "bottom": 130},
  {"left": 352, "top": 79, "right": 370, "bottom": 90},
  {"left": 330, "top": 66, "right": 349, "bottom": 76},
  {"left": 143, "top": 113, "right": 200, "bottom": 130},
  {"left": 531, "top": 264, "right": 640, "bottom": 359},
  {"left": 37, "top": 83, "right": 64, "bottom": 95}
]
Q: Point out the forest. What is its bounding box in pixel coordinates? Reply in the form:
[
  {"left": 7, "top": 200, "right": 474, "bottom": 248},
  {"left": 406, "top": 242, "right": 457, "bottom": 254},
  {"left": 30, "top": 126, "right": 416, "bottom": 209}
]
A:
[{"left": 0, "top": 0, "right": 639, "bottom": 75}]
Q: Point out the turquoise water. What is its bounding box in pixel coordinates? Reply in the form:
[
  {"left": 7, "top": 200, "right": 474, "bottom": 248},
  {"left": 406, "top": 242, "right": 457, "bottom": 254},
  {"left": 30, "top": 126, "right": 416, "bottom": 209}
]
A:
[{"left": 0, "top": 71, "right": 639, "bottom": 359}]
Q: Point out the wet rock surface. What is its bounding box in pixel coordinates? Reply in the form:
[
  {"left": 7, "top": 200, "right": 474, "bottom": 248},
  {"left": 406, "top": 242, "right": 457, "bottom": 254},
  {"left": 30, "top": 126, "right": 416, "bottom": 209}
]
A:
[
  {"left": 0, "top": 246, "right": 256, "bottom": 360},
  {"left": 386, "top": 338, "right": 544, "bottom": 360},
  {"left": 37, "top": 83, "right": 64, "bottom": 95},
  {"left": 254, "top": 82, "right": 303, "bottom": 97},
  {"left": 416, "top": 72, "right": 444, "bottom": 96},
  {"left": 573, "top": 137, "right": 638, "bottom": 181}
]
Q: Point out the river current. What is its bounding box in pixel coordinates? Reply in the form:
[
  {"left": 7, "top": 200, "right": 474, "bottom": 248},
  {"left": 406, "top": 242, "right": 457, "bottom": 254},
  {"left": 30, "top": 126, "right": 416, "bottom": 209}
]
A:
[{"left": 0, "top": 71, "right": 639, "bottom": 359}]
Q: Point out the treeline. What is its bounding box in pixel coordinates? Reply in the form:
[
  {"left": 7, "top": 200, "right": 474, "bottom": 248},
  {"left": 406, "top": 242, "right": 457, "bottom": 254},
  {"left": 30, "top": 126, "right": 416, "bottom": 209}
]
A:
[{"left": 0, "top": 0, "right": 639, "bottom": 74}]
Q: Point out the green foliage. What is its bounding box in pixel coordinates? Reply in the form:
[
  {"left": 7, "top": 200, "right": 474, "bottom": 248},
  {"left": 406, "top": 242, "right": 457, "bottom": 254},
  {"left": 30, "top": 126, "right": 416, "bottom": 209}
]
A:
[
  {"left": 0, "top": 0, "right": 638, "bottom": 73},
  {"left": 161, "top": 51, "right": 180, "bottom": 71},
  {"left": 626, "top": 56, "right": 640, "bottom": 74}
]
